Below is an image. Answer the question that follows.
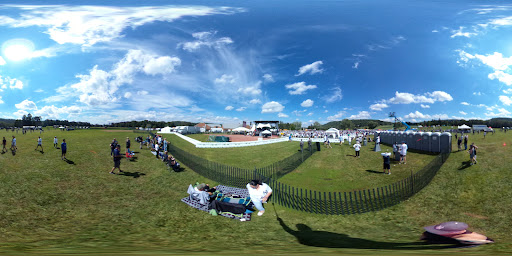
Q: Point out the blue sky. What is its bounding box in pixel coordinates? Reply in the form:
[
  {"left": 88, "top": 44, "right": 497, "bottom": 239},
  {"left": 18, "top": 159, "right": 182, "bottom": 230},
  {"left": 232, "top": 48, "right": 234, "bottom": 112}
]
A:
[{"left": 1, "top": 0, "right": 512, "bottom": 126}]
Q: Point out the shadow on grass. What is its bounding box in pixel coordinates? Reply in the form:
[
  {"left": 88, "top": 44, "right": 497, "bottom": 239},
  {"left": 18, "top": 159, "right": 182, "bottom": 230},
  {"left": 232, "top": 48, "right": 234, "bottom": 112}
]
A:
[
  {"left": 277, "top": 217, "right": 459, "bottom": 250},
  {"left": 346, "top": 154, "right": 356, "bottom": 157},
  {"left": 64, "top": 159, "right": 75, "bottom": 165},
  {"left": 119, "top": 171, "right": 146, "bottom": 178},
  {"left": 365, "top": 169, "right": 385, "bottom": 174},
  {"left": 458, "top": 161, "right": 472, "bottom": 170}
]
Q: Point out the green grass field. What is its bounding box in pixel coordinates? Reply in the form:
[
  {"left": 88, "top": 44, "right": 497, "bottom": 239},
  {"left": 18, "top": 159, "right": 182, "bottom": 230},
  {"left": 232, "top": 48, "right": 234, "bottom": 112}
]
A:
[{"left": 0, "top": 128, "right": 511, "bottom": 255}]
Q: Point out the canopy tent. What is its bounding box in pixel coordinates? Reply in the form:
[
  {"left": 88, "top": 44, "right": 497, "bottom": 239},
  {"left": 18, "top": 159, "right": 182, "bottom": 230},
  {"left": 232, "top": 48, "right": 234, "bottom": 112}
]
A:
[
  {"left": 325, "top": 128, "right": 340, "bottom": 138},
  {"left": 457, "top": 124, "right": 471, "bottom": 130},
  {"left": 159, "top": 126, "right": 172, "bottom": 133},
  {"left": 261, "top": 130, "right": 272, "bottom": 134},
  {"left": 232, "top": 127, "right": 251, "bottom": 133},
  {"left": 256, "top": 123, "right": 271, "bottom": 129}
]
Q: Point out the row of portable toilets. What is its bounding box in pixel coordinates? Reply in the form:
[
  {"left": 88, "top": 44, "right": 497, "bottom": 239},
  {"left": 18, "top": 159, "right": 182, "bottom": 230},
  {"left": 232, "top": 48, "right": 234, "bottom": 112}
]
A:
[{"left": 375, "top": 131, "right": 452, "bottom": 153}]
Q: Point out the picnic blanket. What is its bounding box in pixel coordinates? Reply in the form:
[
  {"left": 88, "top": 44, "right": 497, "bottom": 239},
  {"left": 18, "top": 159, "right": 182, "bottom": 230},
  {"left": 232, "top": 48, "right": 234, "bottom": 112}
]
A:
[{"left": 181, "top": 185, "right": 253, "bottom": 221}]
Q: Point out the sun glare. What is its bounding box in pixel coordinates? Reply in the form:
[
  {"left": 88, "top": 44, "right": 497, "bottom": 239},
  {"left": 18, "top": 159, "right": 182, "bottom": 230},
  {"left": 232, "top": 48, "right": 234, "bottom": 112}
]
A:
[{"left": 2, "top": 38, "right": 35, "bottom": 62}]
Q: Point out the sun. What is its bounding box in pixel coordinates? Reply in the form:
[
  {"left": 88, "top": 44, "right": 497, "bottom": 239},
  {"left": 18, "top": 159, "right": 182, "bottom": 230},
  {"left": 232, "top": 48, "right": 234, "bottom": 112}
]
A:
[{"left": 2, "top": 38, "right": 35, "bottom": 62}]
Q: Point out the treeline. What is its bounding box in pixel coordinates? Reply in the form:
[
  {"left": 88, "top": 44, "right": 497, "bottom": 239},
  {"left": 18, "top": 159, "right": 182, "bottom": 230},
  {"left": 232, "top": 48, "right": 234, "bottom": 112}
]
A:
[
  {"left": 307, "top": 119, "right": 390, "bottom": 130},
  {"left": 108, "top": 120, "right": 196, "bottom": 128},
  {"left": 0, "top": 114, "right": 92, "bottom": 128},
  {"left": 409, "top": 118, "right": 512, "bottom": 128}
]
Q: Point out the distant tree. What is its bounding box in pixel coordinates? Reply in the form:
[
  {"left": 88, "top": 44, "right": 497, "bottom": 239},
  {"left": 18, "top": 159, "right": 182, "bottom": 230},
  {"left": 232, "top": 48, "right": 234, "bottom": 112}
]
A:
[{"left": 367, "top": 121, "right": 378, "bottom": 129}]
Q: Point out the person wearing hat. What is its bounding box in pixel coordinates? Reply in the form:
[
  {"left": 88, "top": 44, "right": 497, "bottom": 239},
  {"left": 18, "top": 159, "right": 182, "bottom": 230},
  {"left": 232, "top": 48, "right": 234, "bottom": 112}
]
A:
[
  {"left": 246, "top": 179, "right": 272, "bottom": 216},
  {"left": 110, "top": 144, "right": 123, "bottom": 175},
  {"left": 353, "top": 141, "right": 361, "bottom": 158},
  {"left": 381, "top": 152, "right": 391, "bottom": 175}
]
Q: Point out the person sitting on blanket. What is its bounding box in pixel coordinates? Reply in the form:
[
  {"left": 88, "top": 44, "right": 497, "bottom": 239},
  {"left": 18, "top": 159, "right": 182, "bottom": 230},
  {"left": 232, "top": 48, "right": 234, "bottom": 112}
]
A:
[
  {"left": 246, "top": 179, "right": 272, "bottom": 216},
  {"left": 161, "top": 151, "right": 169, "bottom": 163}
]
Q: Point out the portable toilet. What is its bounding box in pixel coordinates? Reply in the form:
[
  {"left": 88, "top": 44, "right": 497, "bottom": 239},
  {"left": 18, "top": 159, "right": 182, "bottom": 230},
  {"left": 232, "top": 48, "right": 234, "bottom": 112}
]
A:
[
  {"left": 421, "top": 132, "right": 432, "bottom": 152},
  {"left": 414, "top": 132, "right": 423, "bottom": 151},
  {"left": 431, "top": 132, "right": 441, "bottom": 153},
  {"left": 440, "top": 132, "right": 452, "bottom": 153},
  {"left": 405, "top": 131, "right": 415, "bottom": 149}
]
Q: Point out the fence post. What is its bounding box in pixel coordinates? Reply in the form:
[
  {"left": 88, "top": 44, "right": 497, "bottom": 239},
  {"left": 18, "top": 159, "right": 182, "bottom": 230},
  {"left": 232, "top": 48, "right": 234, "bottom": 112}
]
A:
[{"left": 410, "top": 170, "right": 414, "bottom": 195}]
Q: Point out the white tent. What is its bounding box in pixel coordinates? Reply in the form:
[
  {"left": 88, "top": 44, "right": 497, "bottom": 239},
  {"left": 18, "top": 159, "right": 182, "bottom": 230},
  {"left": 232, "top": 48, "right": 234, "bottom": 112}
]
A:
[
  {"left": 256, "top": 123, "right": 271, "bottom": 129},
  {"left": 261, "top": 130, "right": 272, "bottom": 134},
  {"left": 159, "top": 126, "right": 173, "bottom": 133},
  {"left": 232, "top": 127, "right": 251, "bottom": 133},
  {"left": 325, "top": 128, "right": 340, "bottom": 138},
  {"left": 458, "top": 124, "right": 471, "bottom": 130}
]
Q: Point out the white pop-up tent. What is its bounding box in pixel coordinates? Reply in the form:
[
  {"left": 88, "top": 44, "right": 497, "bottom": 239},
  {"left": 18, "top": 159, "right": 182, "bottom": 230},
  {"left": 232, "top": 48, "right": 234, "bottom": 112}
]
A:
[
  {"left": 232, "top": 127, "right": 251, "bottom": 133},
  {"left": 159, "top": 126, "right": 173, "bottom": 133},
  {"left": 457, "top": 124, "right": 471, "bottom": 130},
  {"left": 325, "top": 128, "right": 340, "bottom": 138}
]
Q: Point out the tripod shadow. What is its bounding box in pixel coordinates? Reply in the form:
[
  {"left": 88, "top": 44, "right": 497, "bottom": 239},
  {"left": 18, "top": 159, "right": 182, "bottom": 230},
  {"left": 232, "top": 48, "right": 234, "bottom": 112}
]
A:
[
  {"left": 277, "top": 217, "right": 459, "bottom": 250},
  {"left": 64, "top": 159, "right": 75, "bottom": 165},
  {"left": 118, "top": 171, "right": 146, "bottom": 178},
  {"left": 365, "top": 169, "right": 385, "bottom": 174}
]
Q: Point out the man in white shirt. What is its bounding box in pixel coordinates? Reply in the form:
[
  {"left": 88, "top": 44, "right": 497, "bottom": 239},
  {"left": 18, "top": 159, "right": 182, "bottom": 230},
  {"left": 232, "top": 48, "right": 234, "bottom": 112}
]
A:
[
  {"left": 246, "top": 180, "right": 272, "bottom": 216},
  {"left": 35, "top": 136, "right": 43, "bottom": 152},
  {"left": 54, "top": 136, "right": 58, "bottom": 148},
  {"left": 400, "top": 142, "right": 408, "bottom": 164},
  {"left": 353, "top": 142, "right": 361, "bottom": 157}
]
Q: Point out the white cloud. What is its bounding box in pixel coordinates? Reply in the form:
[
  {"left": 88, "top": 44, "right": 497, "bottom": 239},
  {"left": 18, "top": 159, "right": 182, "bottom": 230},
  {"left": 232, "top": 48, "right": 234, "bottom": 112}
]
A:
[
  {"left": 34, "top": 89, "right": 44, "bottom": 93},
  {"left": 225, "top": 106, "right": 234, "bottom": 111},
  {"left": 459, "top": 111, "right": 467, "bottom": 115},
  {"left": 0, "top": 5, "right": 243, "bottom": 47},
  {"left": 9, "top": 79, "right": 23, "bottom": 89},
  {"left": 369, "top": 103, "right": 388, "bottom": 111},
  {"left": 499, "top": 95, "right": 512, "bottom": 106},
  {"left": 387, "top": 91, "right": 453, "bottom": 104},
  {"left": 324, "top": 87, "right": 343, "bottom": 103},
  {"left": 420, "top": 104, "right": 430, "bottom": 109},
  {"left": 473, "top": 92, "right": 482, "bottom": 96},
  {"left": 503, "top": 89, "right": 512, "bottom": 94},
  {"left": 450, "top": 26, "right": 477, "bottom": 38},
  {"left": 324, "top": 110, "right": 328, "bottom": 113},
  {"left": 137, "top": 90, "right": 149, "bottom": 96},
  {"left": 485, "top": 108, "right": 511, "bottom": 117},
  {"left": 262, "top": 74, "right": 274, "bottom": 82},
  {"left": 215, "top": 74, "right": 236, "bottom": 84},
  {"left": 261, "top": 101, "right": 284, "bottom": 113},
  {"left": 300, "top": 99, "right": 314, "bottom": 107},
  {"left": 34, "top": 105, "right": 81, "bottom": 119},
  {"left": 180, "top": 31, "right": 234, "bottom": 52},
  {"left": 488, "top": 70, "right": 512, "bottom": 85},
  {"left": 404, "top": 111, "right": 449, "bottom": 120},
  {"left": 285, "top": 82, "right": 317, "bottom": 95},
  {"left": 142, "top": 56, "right": 181, "bottom": 75},
  {"left": 348, "top": 111, "right": 371, "bottom": 119},
  {"left": 296, "top": 61, "right": 323, "bottom": 76},
  {"left": 13, "top": 109, "right": 28, "bottom": 118},
  {"left": 307, "top": 112, "right": 313, "bottom": 116},
  {"left": 235, "top": 107, "right": 246, "bottom": 112},
  {"left": 432, "top": 30, "right": 439, "bottom": 33},
  {"left": 124, "top": 92, "right": 132, "bottom": 98},
  {"left": 0, "top": 56, "right": 5, "bottom": 65},
  {"left": 278, "top": 112, "right": 288, "bottom": 118},
  {"left": 0, "top": 96, "right": 3, "bottom": 104},
  {"left": 237, "top": 82, "right": 262, "bottom": 96},
  {"left": 474, "top": 52, "right": 512, "bottom": 70},
  {"left": 461, "top": 102, "right": 470, "bottom": 105},
  {"left": 249, "top": 99, "right": 261, "bottom": 104},
  {"left": 327, "top": 111, "right": 344, "bottom": 121},
  {"left": 71, "top": 65, "right": 115, "bottom": 105},
  {"left": 15, "top": 99, "right": 37, "bottom": 110}
]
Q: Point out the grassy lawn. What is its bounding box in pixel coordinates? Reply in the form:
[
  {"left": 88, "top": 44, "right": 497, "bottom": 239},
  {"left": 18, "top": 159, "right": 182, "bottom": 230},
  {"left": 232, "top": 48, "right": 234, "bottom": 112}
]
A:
[
  {"left": 0, "top": 128, "right": 511, "bottom": 255},
  {"left": 278, "top": 143, "right": 437, "bottom": 191},
  {"left": 185, "top": 133, "right": 210, "bottom": 142},
  {"left": 162, "top": 134, "right": 299, "bottom": 168}
]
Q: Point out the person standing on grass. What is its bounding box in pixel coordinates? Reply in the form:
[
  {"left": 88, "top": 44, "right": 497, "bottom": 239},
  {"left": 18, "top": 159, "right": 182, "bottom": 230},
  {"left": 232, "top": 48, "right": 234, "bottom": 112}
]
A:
[
  {"left": 457, "top": 135, "right": 462, "bottom": 151},
  {"left": 400, "top": 141, "right": 408, "bottom": 164},
  {"left": 110, "top": 138, "right": 117, "bottom": 157},
  {"left": 163, "top": 138, "right": 168, "bottom": 152},
  {"left": 10, "top": 136, "right": 17, "bottom": 151},
  {"left": 61, "top": 139, "right": 67, "bottom": 160},
  {"left": 35, "top": 136, "right": 43, "bottom": 152},
  {"left": 2, "top": 137, "right": 6, "bottom": 153},
  {"left": 53, "top": 136, "right": 58, "bottom": 148},
  {"left": 469, "top": 143, "right": 478, "bottom": 165},
  {"left": 463, "top": 135, "right": 468, "bottom": 150},
  {"left": 382, "top": 152, "right": 391, "bottom": 175},
  {"left": 110, "top": 145, "right": 123, "bottom": 174},
  {"left": 246, "top": 179, "right": 272, "bottom": 216},
  {"left": 125, "top": 137, "right": 131, "bottom": 153},
  {"left": 353, "top": 141, "right": 361, "bottom": 157},
  {"left": 300, "top": 139, "right": 304, "bottom": 152}
]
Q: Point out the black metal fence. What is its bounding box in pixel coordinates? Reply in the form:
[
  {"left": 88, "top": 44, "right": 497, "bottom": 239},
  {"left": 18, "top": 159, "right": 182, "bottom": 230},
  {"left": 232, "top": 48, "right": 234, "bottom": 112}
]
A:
[{"left": 165, "top": 135, "right": 449, "bottom": 215}]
